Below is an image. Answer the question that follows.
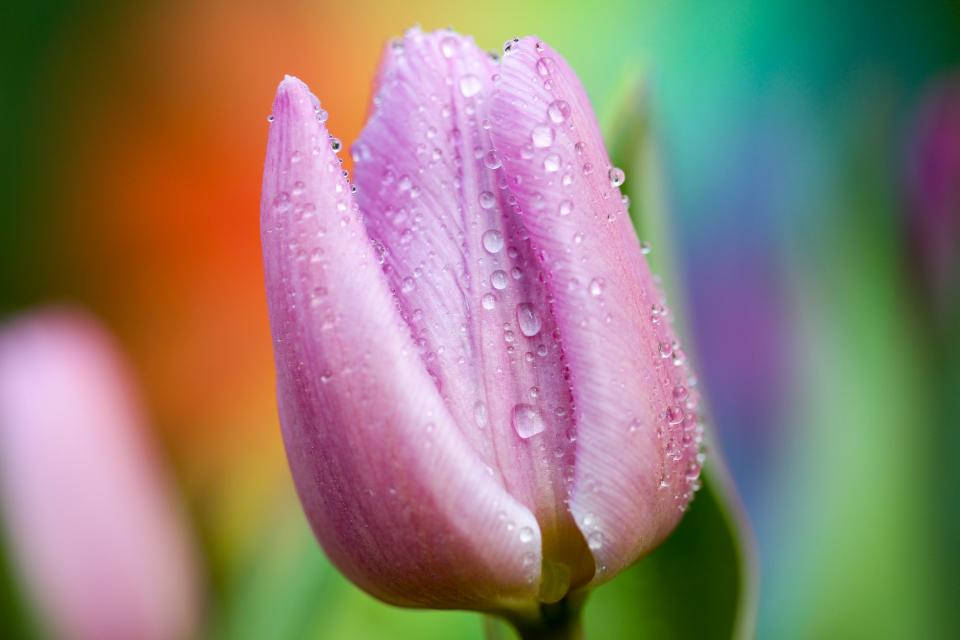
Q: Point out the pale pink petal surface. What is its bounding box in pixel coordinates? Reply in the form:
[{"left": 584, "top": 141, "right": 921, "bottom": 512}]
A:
[
  {"left": 261, "top": 73, "right": 541, "bottom": 609},
  {"left": 352, "top": 29, "right": 593, "bottom": 596},
  {"left": 0, "top": 310, "right": 200, "bottom": 640},
  {"left": 489, "top": 37, "right": 701, "bottom": 583}
]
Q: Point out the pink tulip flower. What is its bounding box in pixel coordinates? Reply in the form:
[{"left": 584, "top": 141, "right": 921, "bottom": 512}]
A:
[
  {"left": 261, "top": 28, "right": 703, "bottom": 627},
  {"left": 0, "top": 309, "right": 201, "bottom": 640}
]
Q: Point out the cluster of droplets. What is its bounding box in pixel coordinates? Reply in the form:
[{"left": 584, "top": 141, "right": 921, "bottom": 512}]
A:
[
  {"left": 501, "top": 39, "right": 705, "bottom": 519},
  {"left": 649, "top": 292, "right": 705, "bottom": 512}
]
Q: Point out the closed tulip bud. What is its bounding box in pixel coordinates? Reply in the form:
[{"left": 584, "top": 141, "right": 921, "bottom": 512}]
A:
[{"left": 261, "top": 29, "right": 703, "bottom": 632}]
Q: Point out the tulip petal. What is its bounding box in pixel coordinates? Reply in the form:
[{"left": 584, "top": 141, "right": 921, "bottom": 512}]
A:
[
  {"left": 0, "top": 310, "right": 200, "bottom": 640},
  {"left": 351, "top": 29, "right": 594, "bottom": 594},
  {"left": 261, "top": 75, "right": 542, "bottom": 608},
  {"left": 490, "top": 38, "right": 702, "bottom": 583}
]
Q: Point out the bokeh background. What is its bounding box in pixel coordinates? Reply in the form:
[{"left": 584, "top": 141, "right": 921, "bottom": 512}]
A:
[{"left": 2, "top": 0, "right": 959, "bottom": 638}]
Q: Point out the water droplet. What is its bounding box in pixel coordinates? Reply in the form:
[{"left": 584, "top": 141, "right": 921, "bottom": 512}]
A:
[
  {"left": 543, "top": 153, "right": 561, "bottom": 173},
  {"left": 512, "top": 404, "right": 546, "bottom": 439},
  {"left": 558, "top": 200, "right": 573, "bottom": 216},
  {"left": 474, "top": 401, "right": 487, "bottom": 427},
  {"left": 582, "top": 162, "right": 594, "bottom": 175},
  {"left": 474, "top": 192, "right": 497, "bottom": 213},
  {"left": 673, "top": 385, "right": 688, "bottom": 401},
  {"left": 483, "top": 150, "right": 502, "bottom": 169},
  {"left": 330, "top": 137, "right": 342, "bottom": 152},
  {"left": 588, "top": 278, "right": 605, "bottom": 296},
  {"left": 315, "top": 107, "right": 328, "bottom": 123},
  {"left": 587, "top": 531, "right": 604, "bottom": 550},
  {"left": 640, "top": 241, "right": 652, "bottom": 255},
  {"left": 481, "top": 293, "right": 496, "bottom": 310},
  {"left": 547, "top": 100, "right": 571, "bottom": 124},
  {"left": 535, "top": 57, "right": 554, "bottom": 77},
  {"left": 491, "top": 270, "right": 508, "bottom": 290},
  {"left": 401, "top": 277, "right": 416, "bottom": 294},
  {"left": 459, "top": 74, "right": 482, "bottom": 98},
  {"left": 531, "top": 125, "right": 554, "bottom": 148},
  {"left": 440, "top": 36, "right": 459, "bottom": 58},
  {"left": 482, "top": 229, "right": 504, "bottom": 254},
  {"left": 667, "top": 406, "right": 684, "bottom": 425},
  {"left": 609, "top": 167, "right": 625, "bottom": 186},
  {"left": 266, "top": 114, "right": 275, "bottom": 123},
  {"left": 516, "top": 303, "right": 542, "bottom": 337},
  {"left": 519, "top": 526, "right": 534, "bottom": 543}
]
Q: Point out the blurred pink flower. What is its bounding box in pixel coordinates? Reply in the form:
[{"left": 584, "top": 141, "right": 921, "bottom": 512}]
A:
[
  {"left": 906, "top": 74, "right": 960, "bottom": 309},
  {"left": 0, "top": 309, "right": 201, "bottom": 640},
  {"left": 261, "top": 29, "right": 703, "bottom": 614}
]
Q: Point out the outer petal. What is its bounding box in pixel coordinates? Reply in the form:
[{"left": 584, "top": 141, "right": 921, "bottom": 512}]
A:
[
  {"left": 351, "top": 28, "right": 594, "bottom": 596},
  {"left": 490, "top": 38, "right": 702, "bottom": 583},
  {"left": 0, "top": 309, "right": 200, "bottom": 640},
  {"left": 260, "top": 76, "right": 541, "bottom": 608}
]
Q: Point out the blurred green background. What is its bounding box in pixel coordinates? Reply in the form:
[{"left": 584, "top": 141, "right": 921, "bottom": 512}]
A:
[{"left": 2, "top": 0, "right": 959, "bottom": 638}]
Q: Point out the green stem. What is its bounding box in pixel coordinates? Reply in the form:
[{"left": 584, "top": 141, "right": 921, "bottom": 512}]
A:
[{"left": 489, "top": 594, "right": 587, "bottom": 640}]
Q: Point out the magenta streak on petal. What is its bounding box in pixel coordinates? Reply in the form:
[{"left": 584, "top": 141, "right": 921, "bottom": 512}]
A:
[
  {"left": 261, "top": 75, "right": 542, "bottom": 608},
  {"left": 351, "top": 29, "right": 593, "bottom": 590},
  {"left": 490, "top": 38, "right": 702, "bottom": 584}
]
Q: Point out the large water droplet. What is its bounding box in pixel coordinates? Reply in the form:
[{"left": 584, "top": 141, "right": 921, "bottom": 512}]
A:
[
  {"left": 440, "top": 36, "right": 459, "bottom": 58},
  {"left": 589, "top": 278, "right": 605, "bottom": 297},
  {"left": 543, "top": 153, "right": 561, "bottom": 173},
  {"left": 512, "top": 404, "right": 546, "bottom": 438},
  {"left": 484, "top": 150, "right": 502, "bottom": 169},
  {"left": 482, "top": 229, "right": 504, "bottom": 254},
  {"left": 459, "top": 74, "right": 482, "bottom": 98},
  {"left": 479, "top": 190, "right": 496, "bottom": 209},
  {"left": 547, "top": 100, "right": 571, "bottom": 124},
  {"left": 535, "top": 57, "right": 554, "bottom": 77},
  {"left": 531, "top": 125, "right": 554, "bottom": 148},
  {"left": 473, "top": 401, "right": 487, "bottom": 427},
  {"left": 516, "top": 303, "right": 542, "bottom": 337},
  {"left": 609, "top": 167, "right": 626, "bottom": 186}
]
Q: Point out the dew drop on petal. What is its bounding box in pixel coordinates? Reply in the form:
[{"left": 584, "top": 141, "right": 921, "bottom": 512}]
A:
[
  {"left": 484, "top": 150, "right": 502, "bottom": 169},
  {"left": 491, "top": 270, "right": 508, "bottom": 290},
  {"left": 535, "top": 57, "right": 554, "bottom": 77},
  {"left": 543, "top": 153, "right": 561, "bottom": 173},
  {"left": 481, "top": 293, "right": 497, "bottom": 310},
  {"left": 516, "top": 303, "right": 542, "bottom": 337},
  {"left": 512, "top": 404, "right": 546, "bottom": 439},
  {"left": 482, "top": 229, "right": 504, "bottom": 254},
  {"left": 589, "top": 278, "right": 605, "bottom": 297},
  {"left": 519, "top": 526, "right": 534, "bottom": 543},
  {"left": 473, "top": 401, "right": 487, "bottom": 427},
  {"left": 558, "top": 200, "right": 573, "bottom": 216},
  {"left": 479, "top": 190, "right": 496, "bottom": 209},
  {"left": 609, "top": 167, "right": 626, "bottom": 186},
  {"left": 459, "top": 74, "right": 482, "bottom": 98},
  {"left": 531, "top": 125, "right": 554, "bottom": 148},
  {"left": 547, "top": 99, "right": 571, "bottom": 124},
  {"left": 440, "top": 36, "right": 459, "bottom": 58}
]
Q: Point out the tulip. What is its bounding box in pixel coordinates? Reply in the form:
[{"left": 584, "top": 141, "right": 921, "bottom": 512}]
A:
[
  {"left": 0, "top": 309, "right": 201, "bottom": 640},
  {"left": 261, "top": 28, "right": 703, "bottom": 634}
]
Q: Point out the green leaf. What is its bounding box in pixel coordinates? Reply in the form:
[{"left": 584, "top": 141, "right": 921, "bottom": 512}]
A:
[
  {"left": 583, "top": 466, "right": 756, "bottom": 639},
  {"left": 589, "top": 72, "right": 756, "bottom": 640}
]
